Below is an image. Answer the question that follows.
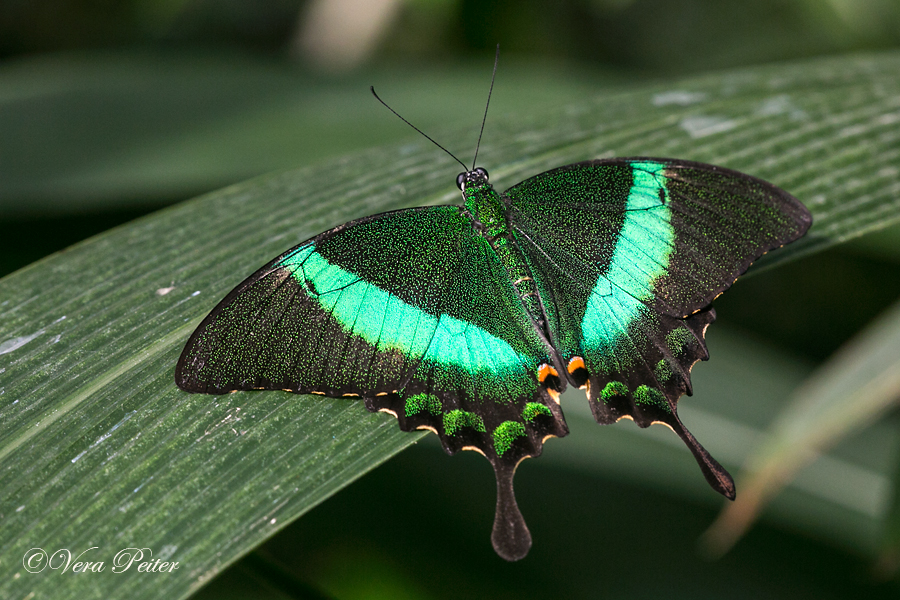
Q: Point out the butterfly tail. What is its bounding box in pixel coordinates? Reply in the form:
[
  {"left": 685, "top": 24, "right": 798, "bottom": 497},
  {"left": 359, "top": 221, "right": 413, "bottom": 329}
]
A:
[
  {"left": 588, "top": 384, "right": 736, "bottom": 500},
  {"left": 490, "top": 460, "right": 532, "bottom": 561},
  {"left": 667, "top": 411, "right": 736, "bottom": 500}
]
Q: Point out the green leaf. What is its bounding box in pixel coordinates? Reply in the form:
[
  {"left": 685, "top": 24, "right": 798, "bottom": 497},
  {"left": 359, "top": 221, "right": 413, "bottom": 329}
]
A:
[
  {"left": 703, "top": 296, "right": 900, "bottom": 555},
  {"left": 3, "top": 50, "right": 900, "bottom": 599}
]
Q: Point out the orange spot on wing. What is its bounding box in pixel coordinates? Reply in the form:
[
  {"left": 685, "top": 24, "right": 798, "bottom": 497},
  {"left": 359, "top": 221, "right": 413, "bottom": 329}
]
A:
[
  {"left": 537, "top": 363, "right": 559, "bottom": 383},
  {"left": 567, "top": 356, "right": 586, "bottom": 373}
]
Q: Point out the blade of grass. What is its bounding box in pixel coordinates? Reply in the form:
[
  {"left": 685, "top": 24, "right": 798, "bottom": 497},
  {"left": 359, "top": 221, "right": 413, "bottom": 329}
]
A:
[
  {"left": 875, "top": 422, "right": 900, "bottom": 580},
  {"left": 703, "top": 297, "right": 900, "bottom": 555}
]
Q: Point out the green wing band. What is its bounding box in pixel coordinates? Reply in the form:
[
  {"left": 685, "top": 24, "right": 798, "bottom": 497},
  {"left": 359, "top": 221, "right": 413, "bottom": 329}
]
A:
[
  {"left": 278, "top": 244, "right": 532, "bottom": 376},
  {"left": 581, "top": 161, "right": 673, "bottom": 356}
]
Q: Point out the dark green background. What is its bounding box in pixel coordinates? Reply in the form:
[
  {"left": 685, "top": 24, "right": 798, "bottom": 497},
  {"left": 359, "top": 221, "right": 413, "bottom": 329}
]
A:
[{"left": 2, "top": 1, "right": 899, "bottom": 598}]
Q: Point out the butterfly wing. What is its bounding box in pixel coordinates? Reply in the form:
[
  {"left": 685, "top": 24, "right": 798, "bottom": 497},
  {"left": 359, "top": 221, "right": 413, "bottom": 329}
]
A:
[
  {"left": 175, "top": 205, "right": 568, "bottom": 560},
  {"left": 504, "top": 158, "right": 811, "bottom": 497}
]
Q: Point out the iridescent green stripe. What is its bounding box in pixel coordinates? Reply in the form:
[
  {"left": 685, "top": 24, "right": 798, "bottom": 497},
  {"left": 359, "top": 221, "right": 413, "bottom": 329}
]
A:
[
  {"left": 581, "top": 161, "right": 673, "bottom": 352},
  {"left": 278, "top": 245, "right": 531, "bottom": 374}
]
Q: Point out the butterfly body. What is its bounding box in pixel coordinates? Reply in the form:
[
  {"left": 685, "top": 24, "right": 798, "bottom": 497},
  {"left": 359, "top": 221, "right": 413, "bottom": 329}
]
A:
[
  {"left": 175, "top": 157, "right": 811, "bottom": 561},
  {"left": 463, "top": 168, "right": 553, "bottom": 338}
]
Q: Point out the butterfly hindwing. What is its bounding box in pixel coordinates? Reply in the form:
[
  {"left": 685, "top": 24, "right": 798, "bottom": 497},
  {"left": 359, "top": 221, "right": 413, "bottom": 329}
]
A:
[
  {"left": 504, "top": 158, "right": 811, "bottom": 497},
  {"left": 175, "top": 205, "right": 569, "bottom": 560}
]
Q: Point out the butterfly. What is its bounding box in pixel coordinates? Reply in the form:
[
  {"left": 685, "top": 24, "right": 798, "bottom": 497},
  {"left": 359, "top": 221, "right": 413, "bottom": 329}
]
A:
[
  {"left": 175, "top": 152, "right": 811, "bottom": 560},
  {"left": 174, "top": 54, "right": 811, "bottom": 558}
]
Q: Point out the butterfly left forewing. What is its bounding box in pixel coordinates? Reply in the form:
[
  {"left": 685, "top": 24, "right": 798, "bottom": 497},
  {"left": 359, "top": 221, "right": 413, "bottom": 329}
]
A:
[{"left": 175, "top": 208, "right": 441, "bottom": 395}]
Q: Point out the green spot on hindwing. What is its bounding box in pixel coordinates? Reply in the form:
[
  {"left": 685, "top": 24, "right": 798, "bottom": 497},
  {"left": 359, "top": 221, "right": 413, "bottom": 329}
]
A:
[
  {"left": 522, "top": 402, "right": 551, "bottom": 422},
  {"left": 654, "top": 359, "right": 673, "bottom": 382},
  {"left": 443, "top": 410, "right": 486, "bottom": 436},
  {"left": 600, "top": 381, "right": 629, "bottom": 404},
  {"left": 634, "top": 385, "right": 670, "bottom": 412},
  {"left": 493, "top": 421, "right": 526, "bottom": 456},
  {"left": 665, "top": 326, "right": 695, "bottom": 357},
  {"left": 404, "top": 393, "right": 442, "bottom": 417}
]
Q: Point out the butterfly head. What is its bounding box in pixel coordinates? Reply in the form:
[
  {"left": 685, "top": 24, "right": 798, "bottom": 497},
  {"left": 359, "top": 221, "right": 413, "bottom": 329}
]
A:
[{"left": 456, "top": 167, "right": 490, "bottom": 191}]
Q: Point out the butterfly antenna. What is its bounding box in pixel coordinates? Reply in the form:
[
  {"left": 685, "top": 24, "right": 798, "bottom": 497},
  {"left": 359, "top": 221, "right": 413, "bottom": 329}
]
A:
[
  {"left": 370, "top": 86, "right": 468, "bottom": 172},
  {"left": 472, "top": 44, "right": 499, "bottom": 170}
]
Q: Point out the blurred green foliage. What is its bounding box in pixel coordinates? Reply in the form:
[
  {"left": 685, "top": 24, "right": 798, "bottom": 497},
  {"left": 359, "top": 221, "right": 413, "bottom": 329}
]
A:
[{"left": 6, "top": 0, "right": 900, "bottom": 71}]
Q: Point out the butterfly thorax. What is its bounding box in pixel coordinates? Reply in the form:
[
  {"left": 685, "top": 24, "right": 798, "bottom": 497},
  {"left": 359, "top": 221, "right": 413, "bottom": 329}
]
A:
[
  {"left": 462, "top": 178, "right": 548, "bottom": 333},
  {"left": 462, "top": 179, "right": 507, "bottom": 238}
]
